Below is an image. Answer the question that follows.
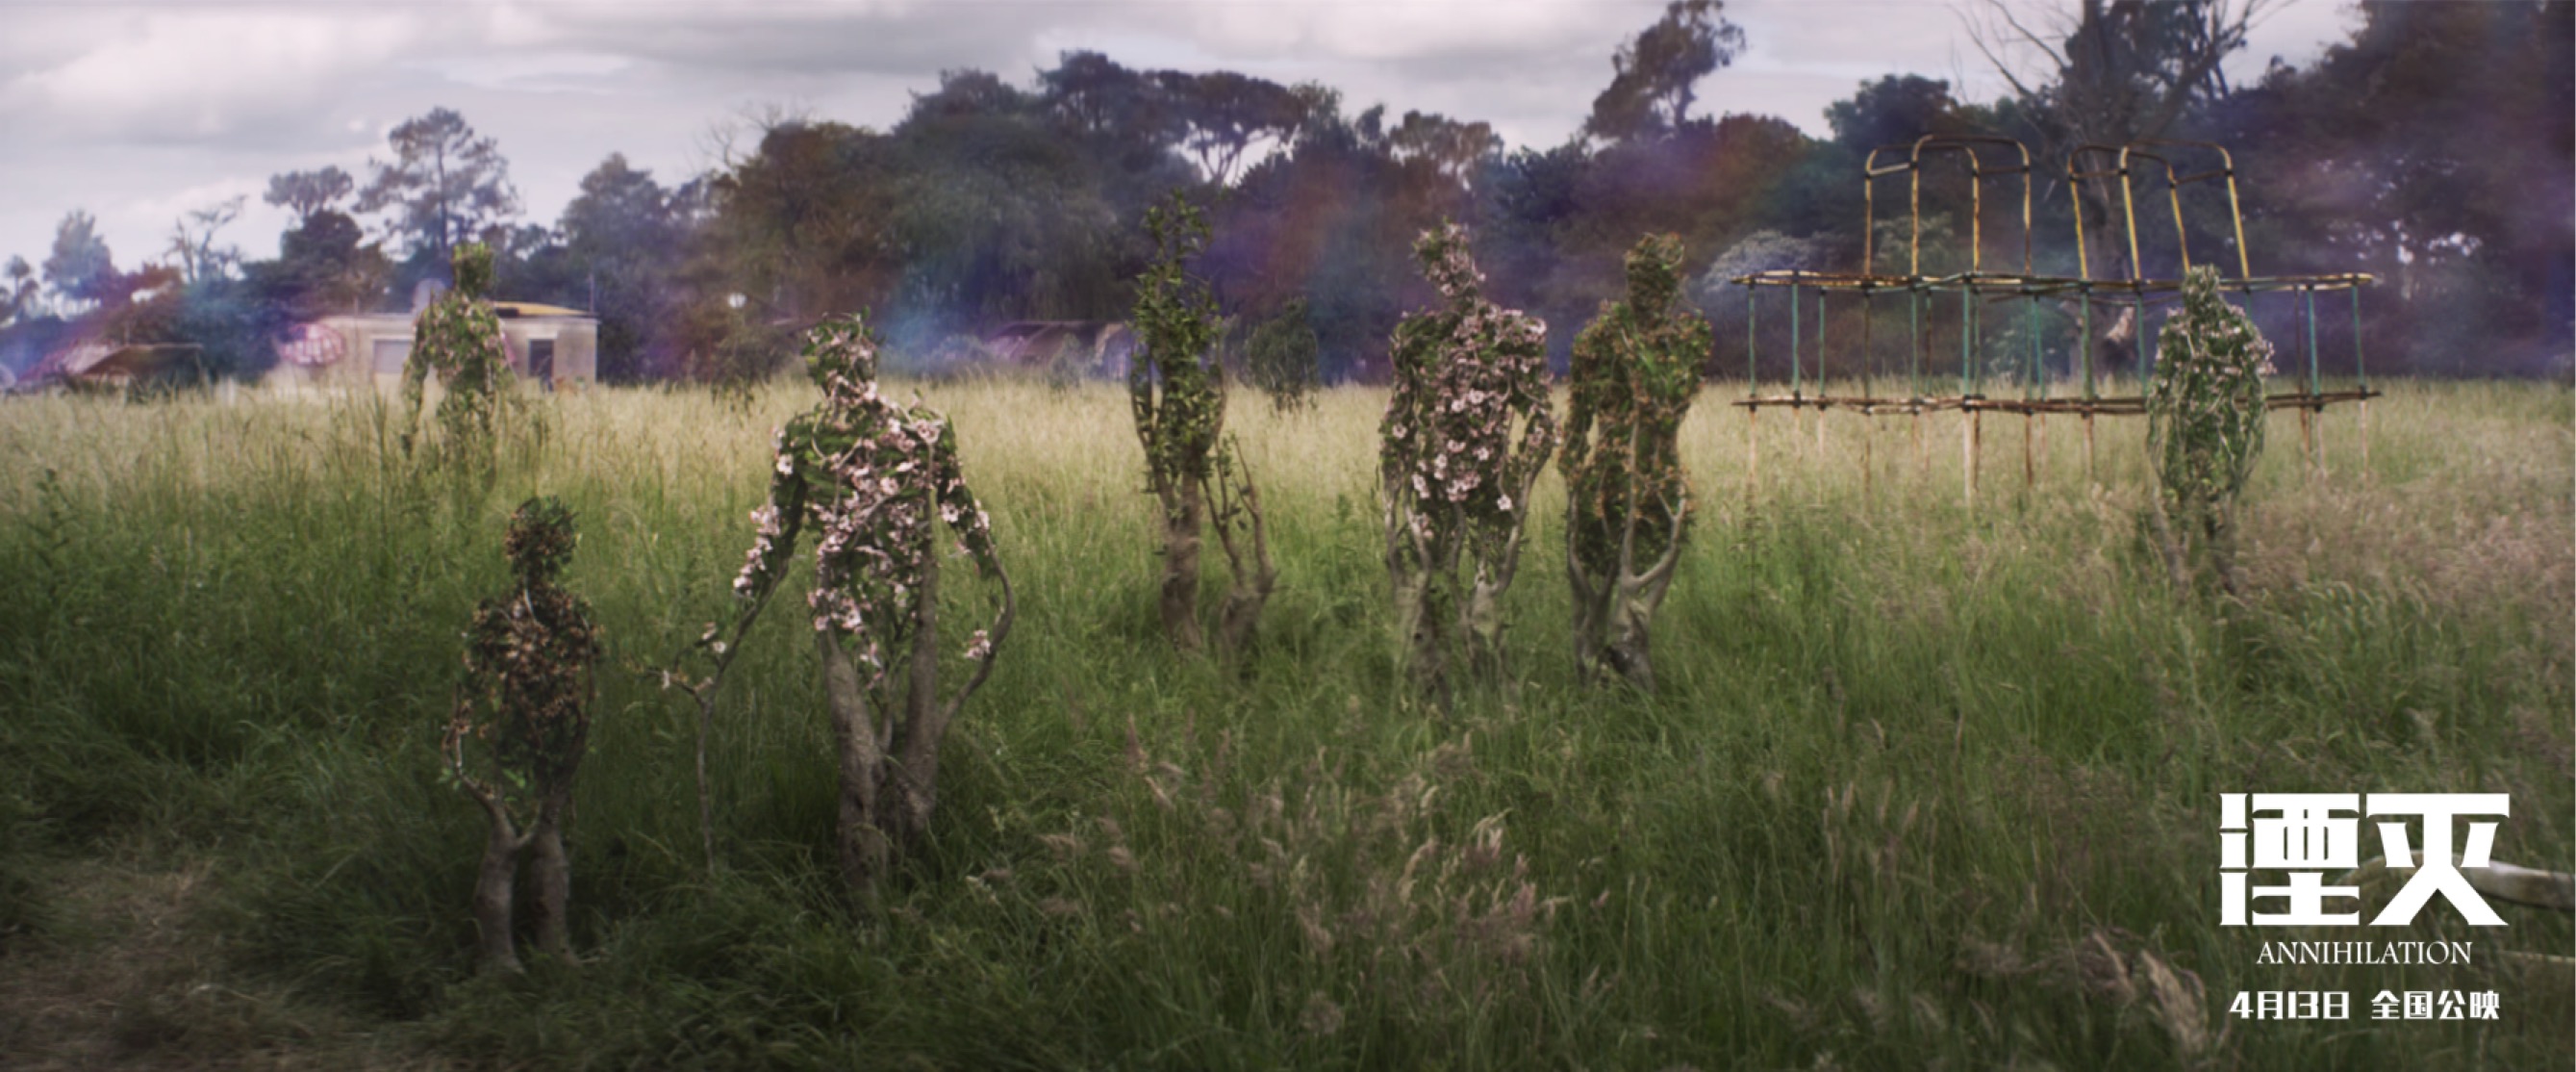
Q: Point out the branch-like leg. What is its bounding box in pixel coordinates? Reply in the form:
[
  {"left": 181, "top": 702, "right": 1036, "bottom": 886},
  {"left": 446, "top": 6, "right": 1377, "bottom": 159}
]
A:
[
  {"left": 529, "top": 791, "right": 572, "bottom": 960},
  {"left": 1211, "top": 440, "right": 1277, "bottom": 660},
  {"left": 467, "top": 787, "right": 529, "bottom": 975},
  {"left": 820, "top": 631, "right": 890, "bottom": 897}
]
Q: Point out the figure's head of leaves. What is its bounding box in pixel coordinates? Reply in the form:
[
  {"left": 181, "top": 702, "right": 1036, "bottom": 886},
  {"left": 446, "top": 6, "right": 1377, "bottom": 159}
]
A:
[
  {"left": 504, "top": 496, "right": 579, "bottom": 582},
  {"left": 451, "top": 242, "right": 496, "bottom": 300},
  {"left": 1624, "top": 233, "right": 1687, "bottom": 312},
  {"left": 1413, "top": 219, "right": 1483, "bottom": 304},
  {"left": 1144, "top": 191, "right": 1211, "bottom": 264},
  {"left": 803, "top": 312, "right": 881, "bottom": 396}
]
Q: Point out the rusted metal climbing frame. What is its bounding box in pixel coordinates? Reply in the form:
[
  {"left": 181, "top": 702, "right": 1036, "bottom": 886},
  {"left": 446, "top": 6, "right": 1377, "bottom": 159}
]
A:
[{"left": 1730, "top": 136, "right": 2378, "bottom": 504}]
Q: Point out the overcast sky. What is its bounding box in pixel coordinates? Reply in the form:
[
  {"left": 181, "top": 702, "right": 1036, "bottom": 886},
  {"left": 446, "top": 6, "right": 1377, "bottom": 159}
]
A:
[{"left": 0, "top": 0, "right": 2361, "bottom": 275}]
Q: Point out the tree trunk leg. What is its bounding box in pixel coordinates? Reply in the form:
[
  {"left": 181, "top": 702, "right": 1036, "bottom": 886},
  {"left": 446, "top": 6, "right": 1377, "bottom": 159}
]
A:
[
  {"left": 1569, "top": 568, "right": 1605, "bottom": 685},
  {"left": 1394, "top": 569, "right": 1451, "bottom": 709},
  {"left": 1159, "top": 485, "right": 1206, "bottom": 653},
  {"left": 1461, "top": 577, "right": 1507, "bottom": 685},
  {"left": 1605, "top": 586, "right": 1655, "bottom": 693},
  {"left": 2148, "top": 498, "right": 2190, "bottom": 593},
  {"left": 820, "top": 633, "right": 890, "bottom": 897},
  {"left": 530, "top": 795, "right": 572, "bottom": 961},
  {"left": 472, "top": 815, "right": 524, "bottom": 975}
]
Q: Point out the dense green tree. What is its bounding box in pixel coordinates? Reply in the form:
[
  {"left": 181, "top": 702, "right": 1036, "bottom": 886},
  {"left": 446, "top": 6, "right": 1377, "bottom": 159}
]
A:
[
  {"left": 250, "top": 210, "right": 391, "bottom": 319},
  {"left": 42, "top": 211, "right": 118, "bottom": 311},
  {"left": 1160, "top": 69, "right": 1310, "bottom": 187},
  {"left": 2214, "top": 0, "right": 2572, "bottom": 374},
  {"left": 1583, "top": 0, "right": 1745, "bottom": 144},
  {"left": 357, "top": 108, "right": 522, "bottom": 281},
  {"left": 552, "top": 154, "right": 694, "bottom": 381},
  {"left": 2, "top": 256, "right": 38, "bottom": 325},
  {"left": 164, "top": 196, "right": 245, "bottom": 285},
  {"left": 264, "top": 166, "right": 356, "bottom": 225}
]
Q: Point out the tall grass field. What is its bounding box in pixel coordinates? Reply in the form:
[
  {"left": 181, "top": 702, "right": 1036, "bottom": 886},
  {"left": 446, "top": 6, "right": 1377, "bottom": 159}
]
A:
[{"left": 0, "top": 377, "right": 2567, "bottom": 1069}]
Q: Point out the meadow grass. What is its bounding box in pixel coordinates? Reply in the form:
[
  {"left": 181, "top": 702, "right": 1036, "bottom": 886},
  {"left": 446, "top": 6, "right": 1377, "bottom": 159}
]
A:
[{"left": 0, "top": 375, "right": 2566, "bottom": 1070}]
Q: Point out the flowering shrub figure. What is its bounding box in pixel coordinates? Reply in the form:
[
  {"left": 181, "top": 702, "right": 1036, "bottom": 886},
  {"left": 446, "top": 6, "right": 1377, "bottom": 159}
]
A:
[
  {"left": 1381, "top": 221, "right": 1557, "bottom": 697},
  {"left": 2145, "top": 265, "right": 2273, "bottom": 596},
  {"left": 725, "top": 313, "right": 1014, "bottom": 894},
  {"left": 447, "top": 497, "right": 599, "bottom": 975},
  {"left": 1563, "top": 234, "right": 1706, "bottom": 691},
  {"left": 1128, "top": 193, "right": 1275, "bottom": 657},
  {"left": 399, "top": 242, "right": 515, "bottom": 466}
]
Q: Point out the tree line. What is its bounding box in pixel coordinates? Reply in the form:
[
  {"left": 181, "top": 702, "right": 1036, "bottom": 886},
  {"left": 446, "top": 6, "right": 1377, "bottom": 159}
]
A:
[{"left": 1, "top": 0, "right": 2564, "bottom": 385}]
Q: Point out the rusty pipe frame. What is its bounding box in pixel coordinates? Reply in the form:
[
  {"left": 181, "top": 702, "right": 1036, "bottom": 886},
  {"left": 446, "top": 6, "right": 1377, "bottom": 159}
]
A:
[
  {"left": 1862, "top": 135, "right": 2033, "bottom": 279},
  {"left": 2130, "top": 140, "right": 2254, "bottom": 280},
  {"left": 2067, "top": 140, "right": 2254, "bottom": 284}
]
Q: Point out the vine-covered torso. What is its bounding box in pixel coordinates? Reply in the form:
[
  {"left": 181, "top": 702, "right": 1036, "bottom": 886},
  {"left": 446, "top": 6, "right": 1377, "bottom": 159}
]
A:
[
  {"left": 1381, "top": 222, "right": 1558, "bottom": 569},
  {"left": 731, "top": 316, "right": 1001, "bottom": 678},
  {"left": 450, "top": 498, "right": 599, "bottom": 808},
  {"left": 1563, "top": 233, "right": 1707, "bottom": 574},
  {"left": 401, "top": 242, "right": 515, "bottom": 456}
]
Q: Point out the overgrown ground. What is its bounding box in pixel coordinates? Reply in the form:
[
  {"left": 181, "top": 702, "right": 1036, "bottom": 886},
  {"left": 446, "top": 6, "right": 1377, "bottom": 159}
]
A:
[{"left": 0, "top": 377, "right": 2567, "bottom": 1070}]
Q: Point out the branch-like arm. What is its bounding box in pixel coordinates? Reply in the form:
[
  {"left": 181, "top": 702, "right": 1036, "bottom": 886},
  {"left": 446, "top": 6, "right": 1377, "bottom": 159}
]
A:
[
  {"left": 397, "top": 311, "right": 436, "bottom": 453},
  {"left": 724, "top": 425, "right": 815, "bottom": 643},
  {"left": 939, "top": 554, "right": 1014, "bottom": 727},
  {"left": 930, "top": 423, "right": 1014, "bottom": 727},
  {"left": 1635, "top": 489, "right": 1691, "bottom": 594},
  {"left": 444, "top": 692, "right": 500, "bottom": 813},
  {"left": 1128, "top": 355, "right": 1161, "bottom": 490}
]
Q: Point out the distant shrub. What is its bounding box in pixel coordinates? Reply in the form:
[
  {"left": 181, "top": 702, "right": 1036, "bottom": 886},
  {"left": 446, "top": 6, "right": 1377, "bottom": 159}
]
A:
[{"left": 1245, "top": 298, "right": 1323, "bottom": 411}]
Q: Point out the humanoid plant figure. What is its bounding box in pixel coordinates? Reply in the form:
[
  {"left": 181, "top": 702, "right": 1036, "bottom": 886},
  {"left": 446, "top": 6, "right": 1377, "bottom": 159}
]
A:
[
  {"left": 1245, "top": 298, "right": 1323, "bottom": 412},
  {"left": 448, "top": 497, "right": 598, "bottom": 975},
  {"left": 1380, "top": 221, "right": 1558, "bottom": 700},
  {"left": 1128, "top": 193, "right": 1275, "bottom": 658},
  {"left": 726, "top": 314, "right": 1014, "bottom": 894},
  {"left": 2145, "top": 265, "right": 2273, "bottom": 596},
  {"left": 399, "top": 242, "right": 515, "bottom": 466},
  {"left": 1564, "top": 233, "right": 1706, "bottom": 691}
]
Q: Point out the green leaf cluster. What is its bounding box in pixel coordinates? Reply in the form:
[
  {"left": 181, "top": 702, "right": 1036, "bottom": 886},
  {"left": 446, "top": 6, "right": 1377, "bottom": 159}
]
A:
[
  {"left": 1129, "top": 192, "right": 1228, "bottom": 495},
  {"left": 399, "top": 242, "right": 517, "bottom": 464},
  {"left": 1564, "top": 233, "right": 1706, "bottom": 578},
  {"left": 1244, "top": 298, "right": 1322, "bottom": 412},
  {"left": 2145, "top": 265, "right": 2273, "bottom": 585}
]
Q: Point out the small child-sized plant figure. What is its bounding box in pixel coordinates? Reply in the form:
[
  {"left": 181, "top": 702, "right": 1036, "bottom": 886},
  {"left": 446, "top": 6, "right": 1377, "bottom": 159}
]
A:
[
  {"left": 1562, "top": 233, "right": 1707, "bottom": 691},
  {"left": 1128, "top": 192, "right": 1275, "bottom": 657},
  {"left": 400, "top": 242, "right": 516, "bottom": 465},
  {"left": 1245, "top": 298, "right": 1323, "bottom": 412},
  {"left": 1381, "top": 220, "right": 1557, "bottom": 700},
  {"left": 447, "top": 496, "right": 599, "bottom": 975},
  {"left": 727, "top": 314, "right": 1014, "bottom": 895},
  {"left": 2145, "top": 265, "right": 2274, "bottom": 596}
]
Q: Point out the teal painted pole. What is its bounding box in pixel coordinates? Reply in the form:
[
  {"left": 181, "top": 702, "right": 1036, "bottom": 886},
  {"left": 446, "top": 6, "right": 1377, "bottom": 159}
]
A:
[
  {"left": 1959, "top": 288, "right": 1974, "bottom": 396},
  {"left": 1746, "top": 285, "right": 1756, "bottom": 388},
  {"left": 2026, "top": 293, "right": 2041, "bottom": 400},
  {"left": 1790, "top": 281, "right": 1803, "bottom": 397},
  {"left": 2080, "top": 290, "right": 2095, "bottom": 399},
  {"left": 2305, "top": 286, "right": 2320, "bottom": 396},
  {"left": 2140, "top": 298, "right": 2156, "bottom": 382},
  {"left": 1909, "top": 286, "right": 1923, "bottom": 397}
]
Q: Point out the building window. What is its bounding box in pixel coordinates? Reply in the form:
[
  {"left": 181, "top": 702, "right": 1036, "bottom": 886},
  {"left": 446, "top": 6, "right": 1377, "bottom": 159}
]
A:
[{"left": 372, "top": 338, "right": 413, "bottom": 374}]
